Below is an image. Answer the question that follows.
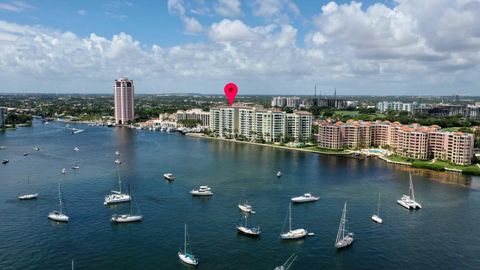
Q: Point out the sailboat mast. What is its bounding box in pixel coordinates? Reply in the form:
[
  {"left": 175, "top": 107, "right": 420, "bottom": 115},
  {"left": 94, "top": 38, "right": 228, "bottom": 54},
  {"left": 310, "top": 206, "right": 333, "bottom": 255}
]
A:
[
  {"left": 288, "top": 203, "right": 292, "bottom": 232},
  {"left": 377, "top": 193, "right": 381, "bottom": 216},
  {"left": 342, "top": 203, "right": 346, "bottom": 239},
  {"left": 117, "top": 165, "right": 122, "bottom": 193},
  {"left": 184, "top": 224, "right": 187, "bottom": 253},
  {"left": 410, "top": 173, "right": 415, "bottom": 201},
  {"left": 128, "top": 185, "right": 132, "bottom": 215},
  {"left": 58, "top": 183, "right": 63, "bottom": 213}
]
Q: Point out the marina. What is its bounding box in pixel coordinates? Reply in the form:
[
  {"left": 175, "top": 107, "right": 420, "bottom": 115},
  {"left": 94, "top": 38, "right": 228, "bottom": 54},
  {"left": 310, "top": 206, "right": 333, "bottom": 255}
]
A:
[{"left": 0, "top": 121, "right": 479, "bottom": 269}]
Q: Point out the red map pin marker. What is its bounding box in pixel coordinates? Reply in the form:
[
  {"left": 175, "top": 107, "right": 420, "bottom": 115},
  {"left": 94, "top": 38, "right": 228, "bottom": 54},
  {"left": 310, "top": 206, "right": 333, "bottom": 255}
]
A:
[{"left": 224, "top": 82, "right": 238, "bottom": 106}]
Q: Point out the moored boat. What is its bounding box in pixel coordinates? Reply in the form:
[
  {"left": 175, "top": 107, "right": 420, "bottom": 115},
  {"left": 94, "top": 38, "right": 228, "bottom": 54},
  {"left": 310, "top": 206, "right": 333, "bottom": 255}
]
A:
[
  {"left": 190, "top": 186, "right": 213, "bottom": 196},
  {"left": 291, "top": 193, "right": 319, "bottom": 203},
  {"left": 164, "top": 173, "right": 175, "bottom": 181}
]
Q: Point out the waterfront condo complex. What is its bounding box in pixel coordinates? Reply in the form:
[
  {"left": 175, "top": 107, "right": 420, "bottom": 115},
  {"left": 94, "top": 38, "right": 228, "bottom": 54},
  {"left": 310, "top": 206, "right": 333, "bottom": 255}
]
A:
[
  {"left": 318, "top": 120, "right": 474, "bottom": 165},
  {"left": 114, "top": 77, "right": 135, "bottom": 125},
  {"left": 209, "top": 106, "right": 312, "bottom": 143}
]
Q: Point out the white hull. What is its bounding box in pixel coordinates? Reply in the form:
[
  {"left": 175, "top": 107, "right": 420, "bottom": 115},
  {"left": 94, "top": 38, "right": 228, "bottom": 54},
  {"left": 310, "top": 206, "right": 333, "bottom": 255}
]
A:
[
  {"left": 335, "top": 235, "right": 354, "bottom": 249},
  {"left": 291, "top": 197, "right": 319, "bottom": 203},
  {"left": 111, "top": 214, "right": 143, "bottom": 223},
  {"left": 190, "top": 190, "right": 213, "bottom": 196},
  {"left": 237, "top": 225, "right": 260, "bottom": 236},
  {"left": 178, "top": 252, "right": 198, "bottom": 266},
  {"left": 48, "top": 211, "right": 69, "bottom": 222},
  {"left": 163, "top": 174, "right": 175, "bottom": 181},
  {"left": 238, "top": 204, "right": 253, "bottom": 213},
  {"left": 371, "top": 214, "right": 383, "bottom": 224},
  {"left": 104, "top": 194, "right": 131, "bottom": 205},
  {"left": 115, "top": 159, "right": 121, "bottom": 164},
  {"left": 281, "top": 229, "right": 307, "bottom": 240},
  {"left": 397, "top": 199, "right": 411, "bottom": 209},
  {"left": 18, "top": 193, "right": 38, "bottom": 200}
]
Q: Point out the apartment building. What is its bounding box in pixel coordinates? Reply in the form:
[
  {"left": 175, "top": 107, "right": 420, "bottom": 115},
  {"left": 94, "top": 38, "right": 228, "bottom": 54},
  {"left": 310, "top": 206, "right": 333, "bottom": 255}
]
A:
[
  {"left": 317, "top": 120, "right": 474, "bottom": 165},
  {"left": 176, "top": 109, "right": 210, "bottom": 127},
  {"left": 377, "top": 101, "right": 416, "bottom": 114}
]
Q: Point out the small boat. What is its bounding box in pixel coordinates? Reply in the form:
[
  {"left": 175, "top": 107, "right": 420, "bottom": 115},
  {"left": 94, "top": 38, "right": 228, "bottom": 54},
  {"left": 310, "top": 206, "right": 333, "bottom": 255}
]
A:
[
  {"left": 0, "top": 145, "right": 6, "bottom": 150},
  {"left": 33, "top": 147, "right": 40, "bottom": 151},
  {"left": 48, "top": 183, "right": 69, "bottom": 222},
  {"left": 62, "top": 168, "right": 67, "bottom": 174},
  {"left": 115, "top": 150, "right": 120, "bottom": 156},
  {"left": 111, "top": 186, "right": 143, "bottom": 223},
  {"left": 238, "top": 201, "right": 255, "bottom": 213},
  {"left": 335, "top": 202, "right": 354, "bottom": 249},
  {"left": 74, "top": 147, "right": 80, "bottom": 152},
  {"left": 72, "top": 165, "right": 80, "bottom": 170},
  {"left": 2, "top": 159, "right": 9, "bottom": 164},
  {"left": 397, "top": 173, "right": 422, "bottom": 210},
  {"left": 274, "top": 253, "right": 297, "bottom": 270},
  {"left": 280, "top": 203, "right": 308, "bottom": 240},
  {"left": 23, "top": 153, "right": 29, "bottom": 156},
  {"left": 371, "top": 193, "right": 383, "bottom": 224},
  {"left": 291, "top": 193, "right": 319, "bottom": 203},
  {"left": 18, "top": 176, "right": 38, "bottom": 200},
  {"left": 178, "top": 224, "right": 199, "bottom": 266},
  {"left": 277, "top": 171, "right": 282, "bottom": 177},
  {"left": 163, "top": 173, "right": 175, "bottom": 181},
  {"left": 115, "top": 159, "right": 121, "bottom": 165},
  {"left": 236, "top": 214, "right": 260, "bottom": 237},
  {"left": 104, "top": 166, "right": 131, "bottom": 205},
  {"left": 190, "top": 186, "right": 213, "bottom": 196}
]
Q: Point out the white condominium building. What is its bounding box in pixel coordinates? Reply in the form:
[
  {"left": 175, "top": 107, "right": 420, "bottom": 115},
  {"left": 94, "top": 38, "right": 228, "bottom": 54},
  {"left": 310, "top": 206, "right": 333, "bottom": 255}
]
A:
[
  {"left": 176, "top": 109, "right": 210, "bottom": 127},
  {"left": 377, "top": 101, "right": 416, "bottom": 113}
]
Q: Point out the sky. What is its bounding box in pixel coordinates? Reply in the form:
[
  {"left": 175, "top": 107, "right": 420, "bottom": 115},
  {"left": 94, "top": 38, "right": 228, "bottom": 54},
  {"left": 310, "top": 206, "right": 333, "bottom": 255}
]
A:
[{"left": 0, "top": 0, "right": 479, "bottom": 96}]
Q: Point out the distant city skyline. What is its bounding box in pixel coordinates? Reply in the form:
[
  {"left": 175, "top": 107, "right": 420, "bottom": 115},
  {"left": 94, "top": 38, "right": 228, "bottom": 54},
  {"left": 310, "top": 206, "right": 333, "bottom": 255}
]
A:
[{"left": 0, "top": 0, "right": 479, "bottom": 95}]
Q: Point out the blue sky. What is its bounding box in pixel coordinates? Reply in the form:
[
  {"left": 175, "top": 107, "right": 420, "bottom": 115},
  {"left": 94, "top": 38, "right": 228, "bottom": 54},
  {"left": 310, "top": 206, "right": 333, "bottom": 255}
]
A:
[{"left": 0, "top": 0, "right": 479, "bottom": 95}]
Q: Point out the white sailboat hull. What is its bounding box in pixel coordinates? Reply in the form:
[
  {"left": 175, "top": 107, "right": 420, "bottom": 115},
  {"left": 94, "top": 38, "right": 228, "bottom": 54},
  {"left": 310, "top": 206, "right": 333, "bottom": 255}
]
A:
[
  {"left": 238, "top": 204, "right": 252, "bottom": 213},
  {"left": 190, "top": 190, "right": 213, "bottom": 196},
  {"left": 291, "top": 197, "right": 319, "bottom": 203},
  {"left": 18, "top": 193, "right": 38, "bottom": 200},
  {"left": 371, "top": 214, "right": 383, "bottom": 224},
  {"left": 111, "top": 214, "right": 143, "bottom": 223},
  {"left": 236, "top": 225, "right": 261, "bottom": 236},
  {"left": 48, "top": 211, "right": 69, "bottom": 222},
  {"left": 178, "top": 252, "right": 198, "bottom": 266},
  {"left": 104, "top": 194, "right": 131, "bottom": 205},
  {"left": 335, "top": 234, "right": 354, "bottom": 249},
  {"left": 281, "top": 229, "right": 307, "bottom": 239}
]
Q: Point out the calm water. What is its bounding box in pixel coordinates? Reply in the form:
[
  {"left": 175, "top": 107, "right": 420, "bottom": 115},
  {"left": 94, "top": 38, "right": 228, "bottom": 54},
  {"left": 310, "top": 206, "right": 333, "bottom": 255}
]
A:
[{"left": 0, "top": 121, "right": 479, "bottom": 270}]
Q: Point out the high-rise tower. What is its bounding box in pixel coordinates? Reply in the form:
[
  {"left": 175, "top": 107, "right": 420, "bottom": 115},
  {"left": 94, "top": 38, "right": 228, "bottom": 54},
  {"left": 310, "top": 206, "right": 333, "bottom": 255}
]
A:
[{"left": 114, "top": 77, "right": 135, "bottom": 125}]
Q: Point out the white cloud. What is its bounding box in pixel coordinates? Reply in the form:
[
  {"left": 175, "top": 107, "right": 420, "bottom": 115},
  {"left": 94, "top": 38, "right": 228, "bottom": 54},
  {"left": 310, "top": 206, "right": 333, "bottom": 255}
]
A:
[
  {"left": 215, "top": 0, "right": 242, "bottom": 17},
  {"left": 77, "top": 10, "right": 87, "bottom": 16},
  {"left": 0, "top": 1, "right": 33, "bottom": 12},
  {"left": 168, "top": 0, "right": 185, "bottom": 16},
  {"left": 209, "top": 19, "right": 255, "bottom": 42},
  {"left": 251, "top": 0, "right": 300, "bottom": 22},
  {"left": 168, "top": 0, "right": 203, "bottom": 35},
  {"left": 182, "top": 16, "right": 203, "bottom": 34}
]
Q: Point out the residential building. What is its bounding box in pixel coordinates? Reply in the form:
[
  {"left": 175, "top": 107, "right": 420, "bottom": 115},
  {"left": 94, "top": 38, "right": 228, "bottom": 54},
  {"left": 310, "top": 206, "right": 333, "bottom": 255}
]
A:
[
  {"left": 176, "top": 109, "right": 210, "bottom": 127},
  {"left": 114, "top": 77, "right": 135, "bottom": 125},
  {"left": 377, "top": 101, "right": 416, "bottom": 113},
  {"left": 0, "top": 107, "right": 5, "bottom": 129},
  {"left": 317, "top": 120, "right": 474, "bottom": 165},
  {"left": 271, "top": 96, "right": 301, "bottom": 108}
]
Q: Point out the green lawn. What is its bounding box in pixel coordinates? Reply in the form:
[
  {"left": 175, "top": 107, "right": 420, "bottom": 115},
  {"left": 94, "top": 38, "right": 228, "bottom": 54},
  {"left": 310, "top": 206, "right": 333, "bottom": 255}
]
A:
[
  {"left": 385, "top": 155, "right": 480, "bottom": 175},
  {"left": 303, "top": 146, "right": 350, "bottom": 154},
  {"left": 335, "top": 110, "right": 359, "bottom": 116}
]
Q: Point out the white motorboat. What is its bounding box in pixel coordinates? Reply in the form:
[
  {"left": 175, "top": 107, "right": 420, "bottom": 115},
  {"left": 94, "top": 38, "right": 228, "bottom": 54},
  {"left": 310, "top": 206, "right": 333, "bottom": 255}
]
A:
[
  {"left": 115, "top": 159, "right": 121, "bottom": 165},
  {"left": 178, "top": 224, "right": 199, "bottom": 266},
  {"left": 274, "top": 253, "right": 297, "bottom": 270},
  {"left": 397, "top": 173, "right": 422, "bottom": 210},
  {"left": 291, "top": 193, "right": 319, "bottom": 203},
  {"left": 115, "top": 150, "right": 120, "bottom": 156},
  {"left": 335, "top": 202, "right": 354, "bottom": 249},
  {"left": 72, "top": 165, "right": 80, "bottom": 170},
  {"left": 277, "top": 171, "right": 282, "bottom": 177},
  {"left": 190, "top": 186, "right": 213, "bottom": 196},
  {"left": 111, "top": 187, "right": 142, "bottom": 223},
  {"left": 280, "top": 203, "right": 308, "bottom": 240},
  {"left": 238, "top": 201, "right": 255, "bottom": 213},
  {"left": 74, "top": 147, "right": 80, "bottom": 152},
  {"left": 104, "top": 166, "right": 131, "bottom": 205},
  {"left": 62, "top": 168, "right": 67, "bottom": 174},
  {"left": 33, "top": 147, "right": 40, "bottom": 151},
  {"left": 236, "top": 214, "right": 260, "bottom": 237},
  {"left": 18, "top": 176, "right": 38, "bottom": 200},
  {"left": 371, "top": 193, "right": 383, "bottom": 224},
  {"left": 164, "top": 173, "right": 175, "bottom": 181},
  {"left": 48, "top": 183, "right": 69, "bottom": 222}
]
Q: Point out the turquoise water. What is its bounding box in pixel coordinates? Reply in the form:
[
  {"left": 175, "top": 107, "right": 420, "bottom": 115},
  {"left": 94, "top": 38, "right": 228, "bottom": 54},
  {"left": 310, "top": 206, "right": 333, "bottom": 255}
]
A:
[{"left": 0, "top": 121, "right": 479, "bottom": 269}]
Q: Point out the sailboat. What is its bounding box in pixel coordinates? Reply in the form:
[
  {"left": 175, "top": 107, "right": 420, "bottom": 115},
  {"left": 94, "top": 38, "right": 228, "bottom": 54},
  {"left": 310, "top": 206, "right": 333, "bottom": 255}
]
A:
[
  {"left": 178, "top": 224, "right": 199, "bottom": 266},
  {"left": 48, "top": 183, "right": 69, "bottom": 222},
  {"left": 18, "top": 176, "right": 38, "bottom": 200},
  {"left": 104, "top": 166, "right": 131, "bottom": 205},
  {"left": 397, "top": 173, "right": 422, "bottom": 210},
  {"left": 371, "top": 193, "right": 383, "bottom": 224},
  {"left": 274, "top": 253, "right": 297, "bottom": 270},
  {"left": 111, "top": 185, "right": 143, "bottom": 223},
  {"left": 280, "top": 203, "right": 307, "bottom": 240},
  {"left": 236, "top": 214, "right": 261, "bottom": 237},
  {"left": 335, "top": 202, "right": 353, "bottom": 249},
  {"left": 238, "top": 200, "right": 255, "bottom": 214}
]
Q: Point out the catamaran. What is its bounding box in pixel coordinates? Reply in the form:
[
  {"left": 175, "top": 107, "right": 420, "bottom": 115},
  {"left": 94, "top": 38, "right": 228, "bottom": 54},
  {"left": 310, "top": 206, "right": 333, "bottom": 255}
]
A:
[
  {"left": 190, "top": 186, "right": 213, "bottom": 196},
  {"left": 291, "top": 193, "right": 319, "bottom": 203},
  {"left": 274, "top": 253, "right": 297, "bottom": 270},
  {"left": 280, "top": 203, "right": 308, "bottom": 240},
  {"left": 18, "top": 176, "right": 38, "bottom": 200},
  {"left": 178, "top": 224, "right": 199, "bottom": 266},
  {"left": 397, "top": 173, "right": 422, "bottom": 210},
  {"left": 236, "top": 214, "right": 261, "bottom": 237},
  {"left": 104, "top": 166, "right": 131, "bottom": 205},
  {"left": 48, "top": 183, "right": 69, "bottom": 222},
  {"left": 371, "top": 193, "right": 383, "bottom": 224},
  {"left": 111, "top": 186, "right": 143, "bottom": 223},
  {"left": 335, "top": 202, "right": 353, "bottom": 249},
  {"left": 238, "top": 201, "right": 255, "bottom": 213}
]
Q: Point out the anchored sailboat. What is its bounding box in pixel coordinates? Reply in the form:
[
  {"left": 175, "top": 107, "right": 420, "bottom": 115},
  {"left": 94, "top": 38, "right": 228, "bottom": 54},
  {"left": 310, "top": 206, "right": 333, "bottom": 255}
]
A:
[
  {"left": 274, "top": 253, "right": 297, "bottom": 270},
  {"left": 236, "top": 214, "right": 260, "bottom": 237},
  {"left": 397, "top": 173, "right": 422, "bottom": 210},
  {"left": 111, "top": 185, "right": 143, "bottom": 223},
  {"left": 280, "top": 203, "right": 307, "bottom": 240},
  {"left": 178, "top": 224, "right": 199, "bottom": 266},
  {"left": 104, "top": 166, "right": 131, "bottom": 205},
  {"left": 335, "top": 202, "right": 353, "bottom": 249},
  {"left": 48, "top": 183, "right": 69, "bottom": 222},
  {"left": 18, "top": 176, "right": 38, "bottom": 200},
  {"left": 371, "top": 193, "right": 383, "bottom": 224}
]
